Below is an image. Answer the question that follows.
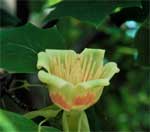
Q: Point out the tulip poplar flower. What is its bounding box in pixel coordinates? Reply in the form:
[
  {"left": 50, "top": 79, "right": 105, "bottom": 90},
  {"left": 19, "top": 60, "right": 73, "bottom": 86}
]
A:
[
  {"left": 37, "top": 48, "right": 119, "bottom": 111},
  {"left": 37, "top": 48, "right": 119, "bottom": 131}
]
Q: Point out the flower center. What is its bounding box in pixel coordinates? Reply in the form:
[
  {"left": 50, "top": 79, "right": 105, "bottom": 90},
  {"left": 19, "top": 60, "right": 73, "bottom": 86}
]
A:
[{"left": 49, "top": 54, "right": 102, "bottom": 84}]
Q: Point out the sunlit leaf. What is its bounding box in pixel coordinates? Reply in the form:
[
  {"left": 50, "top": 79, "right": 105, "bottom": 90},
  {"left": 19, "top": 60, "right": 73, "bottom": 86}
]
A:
[
  {"left": 46, "top": 0, "right": 63, "bottom": 7},
  {"left": 0, "top": 109, "right": 61, "bottom": 132},
  {"left": 0, "top": 109, "right": 37, "bottom": 132}
]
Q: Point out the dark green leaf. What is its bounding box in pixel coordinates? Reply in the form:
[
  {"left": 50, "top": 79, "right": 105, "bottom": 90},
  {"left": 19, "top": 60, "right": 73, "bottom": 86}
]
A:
[
  {"left": 41, "top": 126, "right": 61, "bottom": 132},
  {"left": 56, "top": 16, "right": 97, "bottom": 50},
  {"left": 45, "top": 0, "right": 141, "bottom": 25},
  {"left": 86, "top": 107, "right": 102, "bottom": 131},
  {"left": 29, "top": 0, "right": 45, "bottom": 12},
  {"left": 0, "top": 8, "right": 21, "bottom": 27},
  {"left": 0, "top": 23, "right": 66, "bottom": 73},
  {"left": 142, "top": 0, "right": 150, "bottom": 17},
  {"left": 110, "top": 7, "right": 145, "bottom": 26},
  {"left": 134, "top": 17, "right": 150, "bottom": 66}
]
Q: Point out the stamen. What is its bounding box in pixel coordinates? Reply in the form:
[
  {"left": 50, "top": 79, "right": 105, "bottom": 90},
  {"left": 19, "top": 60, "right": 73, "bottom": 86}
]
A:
[
  {"left": 49, "top": 57, "right": 52, "bottom": 73},
  {"left": 49, "top": 53, "right": 102, "bottom": 84},
  {"left": 65, "top": 54, "right": 71, "bottom": 81},
  {"left": 87, "top": 62, "right": 96, "bottom": 80},
  {"left": 68, "top": 54, "right": 73, "bottom": 81},
  {"left": 81, "top": 57, "right": 88, "bottom": 81},
  {"left": 55, "top": 56, "right": 60, "bottom": 77},
  {"left": 57, "top": 56, "right": 62, "bottom": 77},
  {"left": 69, "top": 58, "right": 76, "bottom": 84},
  {"left": 52, "top": 57, "right": 57, "bottom": 75},
  {"left": 83, "top": 56, "right": 92, "bottom": 81},
  {"left": 79, "top": 56, "right": 83, "bottom": 82},
  {"left": 75, "top": 55, "right": 82, "bottom": 83},
  {"left": 93, "top": 66, "right": 102, "bottom": 79}
]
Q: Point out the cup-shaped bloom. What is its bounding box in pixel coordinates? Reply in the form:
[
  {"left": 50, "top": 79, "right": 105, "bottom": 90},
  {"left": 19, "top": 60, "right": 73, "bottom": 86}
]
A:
[{"left": 37, "top": 48, "right": 119, "bottom": 111}]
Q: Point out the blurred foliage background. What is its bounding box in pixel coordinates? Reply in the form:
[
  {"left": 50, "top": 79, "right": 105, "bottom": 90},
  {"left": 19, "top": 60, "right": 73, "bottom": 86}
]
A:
[{"left": 0, "top": 0, "right": 149, "bottom": 131}]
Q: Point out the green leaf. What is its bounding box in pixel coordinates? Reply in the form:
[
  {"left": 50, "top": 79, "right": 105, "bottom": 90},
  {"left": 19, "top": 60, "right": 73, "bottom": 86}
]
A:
[
  {"left": 46, "top": 0, "right": 63, "bottom": 7},
  {"left": 0, "top": 8, "right": 21, "bottom": 27},
  {"left": 45, "top": 0, "right": 141, "bottom": 25},
  {"left": 134, "top": 17, "right": 150, "bottom": 66},
  {"left": 0, "top": 109, "right": 61, "bottom": 132},
  {"left": 41, "top": 126, "right": 61, "bottom": 132},
  {"left": 56, "top": 16, "right": 97, "bottom": 49},
  {"left": 24, "top": 105, "right": 61, "bottom": 119},
  {"left": 0, "top": 109, "right": 38, "bottom": 132},
  {"left": 0, "top": 23, "right": 66, "bottom": 73},
  {"left": 29, "top": 0, "right": 45, "bottom": 12},
  {"left": 142, "top": 0, "right": 150, "bottom": 17}
]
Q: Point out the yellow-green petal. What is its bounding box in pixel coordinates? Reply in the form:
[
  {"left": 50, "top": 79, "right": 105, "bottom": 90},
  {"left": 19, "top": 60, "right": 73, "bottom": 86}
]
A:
[
  {"left": 37, "top": 52, "right": 50, "bottom": 72},
  {"left": 80, "top": 48, "right": 105, "bottom": 67},
  {"left": 38, "top": 70, "right": 73, "bottom": 89},
  {"left": 45, "top": 49, "right": 76, "bottom": 62},
  {"left": 77, "top": 79, "right": 109, "bottom": 89},
  {"left": 101, "top": 62, "right": 120, "bottom": 80}
]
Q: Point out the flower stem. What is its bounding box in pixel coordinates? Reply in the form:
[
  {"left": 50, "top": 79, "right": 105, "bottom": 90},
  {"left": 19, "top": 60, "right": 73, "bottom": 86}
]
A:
[
  {"left": 38, "top": 118, "right": 47, "bottom": 132},
  {"left": 62, "top": 110, "right": 90, "bottom": 132},
  {"left": 8, "top": 80, "right": 45, "bottom": 92}
]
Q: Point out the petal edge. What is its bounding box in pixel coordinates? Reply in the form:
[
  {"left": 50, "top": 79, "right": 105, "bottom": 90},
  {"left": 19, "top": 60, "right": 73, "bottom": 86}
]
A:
[{"left": 101, "top": 62, "right": 120, "bottom": 80}]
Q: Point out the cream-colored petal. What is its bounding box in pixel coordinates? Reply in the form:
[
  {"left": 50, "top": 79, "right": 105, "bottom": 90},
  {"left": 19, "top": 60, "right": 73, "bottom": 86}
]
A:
[
  {"left": 80, "top": 48, "right": 105, "bottom": 66},
  {"left": 45, "top": 49, "right": 78, "bottom": 83},
  {"left": 45, "top": 49, "right": 76, "bottom": 61},
  {"left": 101, "top": 62, "right": 120, "bottom": 80},
  {"left": 77, "top": 79, "right": 109, "bottom": 89},
  {"left": 79, "top": 48, "right": 105, "bottom": 81},
  {"left": 37, "top": 52, "right": 50, "bottom": 72},
  {"left": 38, "top": 70, "right": 73, "bottom": 89}
]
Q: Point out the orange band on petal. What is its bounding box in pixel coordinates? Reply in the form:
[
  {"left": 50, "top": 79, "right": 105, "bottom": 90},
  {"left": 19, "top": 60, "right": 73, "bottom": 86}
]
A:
[
  {"left": 73, "top": 92, "right": 96, "bottom": 106},
  {"left": 50, "top": 93, "right": 71, "bottom": 111}
]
